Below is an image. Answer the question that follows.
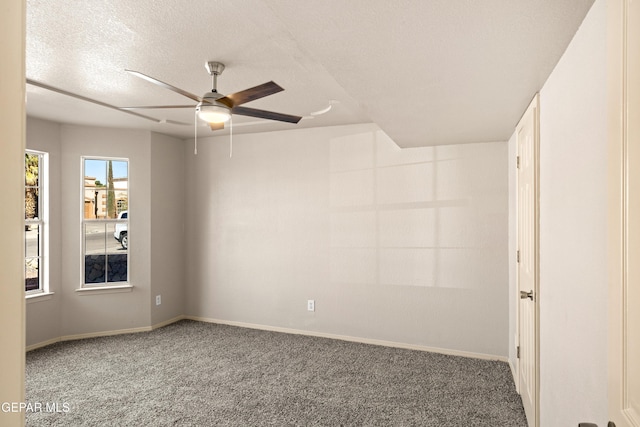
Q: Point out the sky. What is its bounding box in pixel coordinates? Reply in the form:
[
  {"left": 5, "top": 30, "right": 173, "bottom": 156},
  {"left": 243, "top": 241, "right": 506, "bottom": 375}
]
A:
[{"left": 84, "top": 159, "right": 128, "bottom": 183}]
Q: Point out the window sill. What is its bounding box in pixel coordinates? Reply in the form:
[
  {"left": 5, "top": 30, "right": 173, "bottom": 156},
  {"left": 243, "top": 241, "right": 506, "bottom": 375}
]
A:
[
  {"left": 25, "top": 291, "right": 55, "bottom": 304},
  {"left": 75, "top": 284, "right": 133, "bottom": 295}
]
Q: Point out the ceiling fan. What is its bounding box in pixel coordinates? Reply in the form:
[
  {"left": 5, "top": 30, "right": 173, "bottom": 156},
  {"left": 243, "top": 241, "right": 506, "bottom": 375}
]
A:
[{"left": 122, "top": 61, "right": 303, "bottom": 131}]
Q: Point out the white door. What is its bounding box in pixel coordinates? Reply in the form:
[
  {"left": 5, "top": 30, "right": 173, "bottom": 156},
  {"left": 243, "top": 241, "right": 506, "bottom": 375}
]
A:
[
  {"left": 517, "top": 95, "right": 539, "bottom": 427},
  {"left": 609, "top": 1, "right": 640, "bottom": 426}
]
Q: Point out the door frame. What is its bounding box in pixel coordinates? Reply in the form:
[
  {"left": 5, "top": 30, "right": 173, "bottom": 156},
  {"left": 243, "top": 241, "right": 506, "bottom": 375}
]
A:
[
  {"left": 0, "top": 2, "right": 27, "bottom": 427},
  {"left": 608, "top": 1, "right": 639, "bottom": 425},
  {"left": 516, "top": 94, "right": 540, "bottom": 427}
]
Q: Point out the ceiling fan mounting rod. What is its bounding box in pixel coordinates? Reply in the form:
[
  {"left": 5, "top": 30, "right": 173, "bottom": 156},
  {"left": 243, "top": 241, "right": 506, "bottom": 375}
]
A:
[{"left": 205, "top": 61, "right": 225, "bottom": 92}]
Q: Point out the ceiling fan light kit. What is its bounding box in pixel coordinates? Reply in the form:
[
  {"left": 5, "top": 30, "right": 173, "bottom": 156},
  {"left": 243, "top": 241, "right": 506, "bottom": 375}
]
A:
[{"left": 196, "top": 101, "right": 231, "bottom": 123}]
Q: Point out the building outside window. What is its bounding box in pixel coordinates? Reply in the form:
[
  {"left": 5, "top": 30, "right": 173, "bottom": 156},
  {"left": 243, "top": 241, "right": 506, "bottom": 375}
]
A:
[
  {"left": 82, "top": 158, "right": 128, "bottom": 286},
  {"left": 25, "top": 150, "right": 46, "bottom": 294}
]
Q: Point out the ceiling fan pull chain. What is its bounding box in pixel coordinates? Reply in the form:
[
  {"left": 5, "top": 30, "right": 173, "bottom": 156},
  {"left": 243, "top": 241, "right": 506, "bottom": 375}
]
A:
[
  {"left": 229, "top": 116, "right": 233, "bottom": 158},
  {"left": 194, "top": 109, "right": 198, "bottom": 155}
]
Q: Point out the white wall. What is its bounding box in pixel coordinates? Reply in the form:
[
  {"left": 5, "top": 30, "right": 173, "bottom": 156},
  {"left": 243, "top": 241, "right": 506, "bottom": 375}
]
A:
[
  {"left": 59, "top": 126, "right": 153, "bottom": 335},
  {"left": 185, "top": 124, "right": 509, "bottom": 357},
  {"left": 538, "top": 1, "right": 608, "bottom": 425},
  {"left": 25, "top": 122, "right": 185, "bottom": 346},
  {"left": 26, "top": 118, "right": 62, "bottom": 345},
  {"left": 150, "top": 132, "right": 186, "bottom": 325}
]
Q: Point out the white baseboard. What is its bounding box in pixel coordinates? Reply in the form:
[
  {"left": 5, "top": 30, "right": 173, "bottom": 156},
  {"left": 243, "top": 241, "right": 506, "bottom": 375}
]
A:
[
  {"left": 26, "top": 327, "right": 150, "bottom": 352},
  {"left": 185, "top": 316, "right": 508, "bottom": 363},
  {"left": 26, "top": 337, "right": 61, "bottom": 352},
  {"left": 509, "top": 357, "right": 519, "bottom": 393},
  {"left": 152, "top": 315, "right": 185, "bottom": 330},
  {"left": 509, "top": 358, "right": 517, "bottom": 379},
  {"left": 27, "top": 315, "right": 509, "bottom": 364},
  {"left": 60, "top": 326, "right": 152, "bottom": 342},
  {"left": 26, "top": 316, "right": 185, "bottom": 352}
]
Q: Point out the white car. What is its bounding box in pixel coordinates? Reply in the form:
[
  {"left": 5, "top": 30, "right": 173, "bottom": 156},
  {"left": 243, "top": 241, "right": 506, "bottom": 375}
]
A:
[{"left": 113, "top": 211, "right": 128, "bottom": 249}]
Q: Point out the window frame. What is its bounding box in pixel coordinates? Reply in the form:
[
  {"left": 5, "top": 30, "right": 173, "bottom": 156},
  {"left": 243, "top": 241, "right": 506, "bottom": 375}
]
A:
[
  {"left": 81, "top": 156, "right": 129, "bottom": 288},
  {"left": 24, "top": 150, "right": 47, "bottom": 296}
]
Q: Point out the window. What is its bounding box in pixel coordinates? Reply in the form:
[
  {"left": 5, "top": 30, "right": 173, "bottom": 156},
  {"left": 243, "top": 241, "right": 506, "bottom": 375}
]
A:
[
  {"left": 25, "top": 151, "right": 46, "bottom": 294},
  {"left": 82, "top": 158, "right": 129, "bottom": 286}
]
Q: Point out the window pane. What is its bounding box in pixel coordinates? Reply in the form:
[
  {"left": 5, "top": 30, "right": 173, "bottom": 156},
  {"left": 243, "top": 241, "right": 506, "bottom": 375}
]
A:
[
  {"left": 85, "top": 223, "right": 106, "bottom": 254},
  {"left": 25, "top": 258, "right": 39, "bottom": 291},
  {"left": 107, "top": 222, "right": 127, "bottom": 253},
  {"left": 84, "top": 159, "right": 106, "bottom": 184},
  {"left": 25, "top": 153, "right": 39, "bottom": 187},
  {"left": 106, "top": 188, "right": 118, "bottom": 219},
  {"left": 25, "top": 187, "right": 39, "bottom": 220},
  {"left": 107, "top": 254, "right": 127, "bottom": 282},
  {"left": 25, "top": 225, "right": 39, "bottom": 258},
  {"left": 107, "top": 160, "right": 128, "bottom": 219},
  {"left": 84, "top": 189, "right": 106, "bottom": 219},
  {"left": 84, "top": 159, "right": 106, "bottom": 219},
  {"left": 85, "top": 255, "right": 106, "bottom": 284},
  {"left": 116, "top": 196, "right": 128, "bottom": 216},
  {"left": 112, "top": 161, "right": 128, "bottom": 180}
]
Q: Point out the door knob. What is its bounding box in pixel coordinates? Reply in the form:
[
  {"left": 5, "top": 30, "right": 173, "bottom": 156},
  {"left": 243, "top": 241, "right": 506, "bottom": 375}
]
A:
[{"left": 520, "top": 290, "right": 534, "bottom": 300}]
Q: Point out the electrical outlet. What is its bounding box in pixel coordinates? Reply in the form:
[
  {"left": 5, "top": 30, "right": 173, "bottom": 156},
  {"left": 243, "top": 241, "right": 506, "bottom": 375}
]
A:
[
  {"left": 307, "top": 299, "right": 315, "bottom": 312},
  {"left": 156, "top": 295, "right": 161, "bottom": 306}
]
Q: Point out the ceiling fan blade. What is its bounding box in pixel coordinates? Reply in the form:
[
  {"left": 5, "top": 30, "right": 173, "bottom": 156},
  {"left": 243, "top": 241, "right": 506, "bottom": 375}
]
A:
[
  {"left": 218, "top": 81, "right": 284, "bottom": 107},
  {"left": 209, "top": 122, "right": 225, "bottom": 131},
  {"left": 125, "top": 69, "right": 202, "bottom": 103},
  {"left": 119, "top": 105, "right": 195, "bottom": 110},
  {"left": 162, "top": 119, "right": 191, "bottom": 126},
  {"left": 232, "top": 106, "right": 302, "bottom": 124},
  {"left": 27, "top": 78, "right": 167, "bottom": 124}
]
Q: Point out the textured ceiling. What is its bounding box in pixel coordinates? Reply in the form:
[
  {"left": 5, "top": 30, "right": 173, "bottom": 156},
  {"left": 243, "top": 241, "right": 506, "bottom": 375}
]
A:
[{"left": 26, "top": 0, "right": 595, "bottom": 148}]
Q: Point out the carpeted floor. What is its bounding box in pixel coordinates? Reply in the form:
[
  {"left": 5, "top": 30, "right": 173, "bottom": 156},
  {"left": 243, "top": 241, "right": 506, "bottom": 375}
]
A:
[{"left": 26, "top": 320, "right": 527, "bottom": 426}]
